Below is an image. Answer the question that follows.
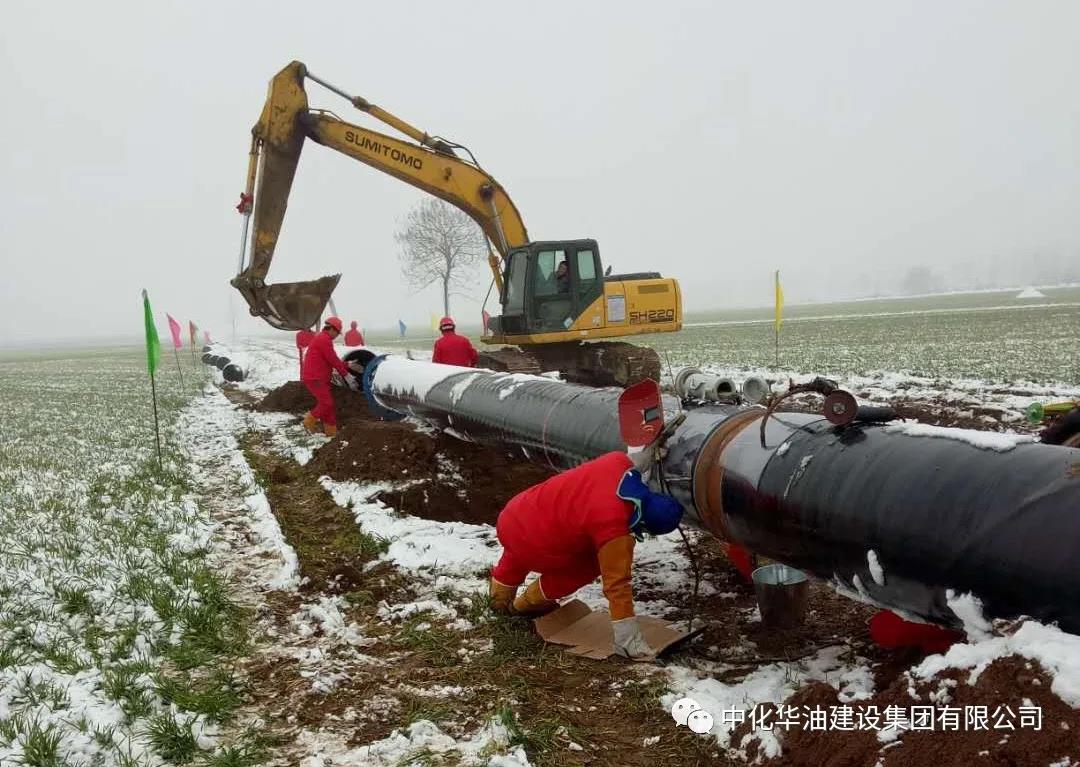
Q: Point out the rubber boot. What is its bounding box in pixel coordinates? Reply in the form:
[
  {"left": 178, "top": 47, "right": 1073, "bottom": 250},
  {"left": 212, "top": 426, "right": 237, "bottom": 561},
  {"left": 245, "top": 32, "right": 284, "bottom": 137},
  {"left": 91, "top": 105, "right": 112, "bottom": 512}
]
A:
[
  {"left": 511, "top": 580, "right": 558, "bottom": 616},
  {"left": 302, "top": 412, "right": 318, "bottom": 433},
  {"left": 324, "top": 423, "right": 338, "bottom": 438},
  {"left": 489, "top": 578, "right": 518, "bottom": 614}
]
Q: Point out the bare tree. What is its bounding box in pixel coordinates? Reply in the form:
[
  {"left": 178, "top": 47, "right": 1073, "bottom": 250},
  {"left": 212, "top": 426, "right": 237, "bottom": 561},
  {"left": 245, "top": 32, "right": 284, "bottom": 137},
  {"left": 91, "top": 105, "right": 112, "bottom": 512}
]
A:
[{"left": 395, "top": 199, "right": 485, "bottom": 316}]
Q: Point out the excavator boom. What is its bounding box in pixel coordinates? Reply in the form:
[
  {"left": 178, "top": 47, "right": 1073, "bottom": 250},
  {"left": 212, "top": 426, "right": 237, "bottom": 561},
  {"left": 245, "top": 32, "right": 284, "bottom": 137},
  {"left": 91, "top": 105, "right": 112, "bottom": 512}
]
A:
[
  {"left": 232, "top": 61, "right": 527, "bottom": 330},
  {"left": 232, "top": 62, "right": 682, "bottom": 387}
]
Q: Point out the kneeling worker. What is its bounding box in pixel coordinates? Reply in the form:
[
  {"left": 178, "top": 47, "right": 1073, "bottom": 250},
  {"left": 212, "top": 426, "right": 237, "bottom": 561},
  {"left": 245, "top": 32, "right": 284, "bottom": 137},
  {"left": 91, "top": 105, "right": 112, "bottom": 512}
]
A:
[{"left": 489, "top": 451, "right": 683, "bottom": 660}]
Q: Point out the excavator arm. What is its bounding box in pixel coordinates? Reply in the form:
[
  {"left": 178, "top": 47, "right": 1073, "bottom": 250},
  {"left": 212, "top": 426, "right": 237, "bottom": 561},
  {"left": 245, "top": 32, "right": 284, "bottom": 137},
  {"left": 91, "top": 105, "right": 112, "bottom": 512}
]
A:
[{"left": 232, "top": 61, "right": 529, "bottom": 330}]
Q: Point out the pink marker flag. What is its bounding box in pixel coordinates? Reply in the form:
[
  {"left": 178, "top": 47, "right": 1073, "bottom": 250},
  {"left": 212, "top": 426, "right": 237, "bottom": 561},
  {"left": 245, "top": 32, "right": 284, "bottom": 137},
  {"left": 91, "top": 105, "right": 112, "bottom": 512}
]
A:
[
  {"left": 166, "top": 314, "right": 183, "bottom": 349},
  {"left": 188, "top": 320, "right": 198, "bottom": 346},
  {"left": 481, "top": 310, "right": 491, "bottom": 336},
  {"left": 204, "top": 330, "right": 211, "bottom": 344}
]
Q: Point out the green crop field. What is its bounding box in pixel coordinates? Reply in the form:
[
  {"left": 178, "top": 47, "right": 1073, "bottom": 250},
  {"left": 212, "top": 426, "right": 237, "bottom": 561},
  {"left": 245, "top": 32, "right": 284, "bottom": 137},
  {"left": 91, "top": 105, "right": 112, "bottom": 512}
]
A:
[
  {"left": 0, "top": 348, "right": 266, "bottom": 765},
  {"left": 365, "top": 287, "right": 1080, "bottom": 384}
]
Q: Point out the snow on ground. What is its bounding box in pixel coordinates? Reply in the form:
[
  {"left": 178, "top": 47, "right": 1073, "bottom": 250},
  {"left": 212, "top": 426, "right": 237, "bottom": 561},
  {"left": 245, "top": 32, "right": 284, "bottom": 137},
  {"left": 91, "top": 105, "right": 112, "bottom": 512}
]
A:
[
  {"left": 913, "top": 620, "right": 1080, "bottom": 707},
  {"left": 323, "top": 477, "right": 500, "bottom": 591},
  {"left": 662, "top": 645, "right": 876, "bottom": 758},
  {"left": 0, "top": 351, "right": 292, "bottom": 763},
  {"left": 181, "top": 387, "right": 300, "bottom": 591},
  {"left": 296, "top": 718, "right": 532, "bottom": 766},
  {"left": 206, "top": 339, "right": 1080, "bottom": 763}
]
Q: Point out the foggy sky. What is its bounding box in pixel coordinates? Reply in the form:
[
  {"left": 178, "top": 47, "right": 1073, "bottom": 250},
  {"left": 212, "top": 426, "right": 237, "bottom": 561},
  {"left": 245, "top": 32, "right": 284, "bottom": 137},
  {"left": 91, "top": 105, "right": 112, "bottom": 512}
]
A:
[{"left": 1, "top": 0, "right": 1077, "bottom": 344}]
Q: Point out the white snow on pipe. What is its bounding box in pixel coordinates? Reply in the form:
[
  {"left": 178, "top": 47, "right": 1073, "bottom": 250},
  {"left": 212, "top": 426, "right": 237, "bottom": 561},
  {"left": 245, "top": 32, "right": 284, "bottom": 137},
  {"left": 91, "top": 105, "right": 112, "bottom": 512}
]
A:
[
  {"left": 882, "top": 421, "right": 1036, "bottom": 452},
  {"left": 371, "top": 357, "right": 563, "bottom": 405},
  {"left": 867, "top": 550, "right": 886, "bottom": 586},
  {"left": 371, "top": 356, "right": 473, "bottom": 401}
]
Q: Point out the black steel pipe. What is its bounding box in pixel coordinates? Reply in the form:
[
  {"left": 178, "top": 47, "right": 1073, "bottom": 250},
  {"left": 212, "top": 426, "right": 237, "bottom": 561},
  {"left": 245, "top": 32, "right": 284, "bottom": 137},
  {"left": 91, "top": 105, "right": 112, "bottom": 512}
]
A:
[
  {"left": 364, "top": 355, "right": 634, "bottom": 469},
  {"left": 200, "top": 345, "right": 246, "bottom": 382},
  {"left": 363, "top": 355, "right": 1080, "bottom": 633}
]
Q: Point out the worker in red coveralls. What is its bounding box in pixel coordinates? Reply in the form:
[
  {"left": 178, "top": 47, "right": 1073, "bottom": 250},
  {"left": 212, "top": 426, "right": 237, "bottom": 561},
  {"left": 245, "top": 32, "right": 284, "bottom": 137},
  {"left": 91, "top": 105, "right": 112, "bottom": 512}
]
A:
[
  {"left": 431, "top": 316, "right": 478, "bottom": 367},
  {"left": 301, "top": 317, "right": 359, "bottom": 438},
  {"left": 489, "top": 451, "right": 684, "bottom": 660},
  {"left": 344, "top": 321, "right": 364, "bottom": 347}
]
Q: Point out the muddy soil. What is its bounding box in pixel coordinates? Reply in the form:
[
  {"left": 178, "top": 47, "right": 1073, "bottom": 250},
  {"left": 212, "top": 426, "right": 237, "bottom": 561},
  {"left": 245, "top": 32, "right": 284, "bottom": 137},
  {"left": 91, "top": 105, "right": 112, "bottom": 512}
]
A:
[
  {"left": 260, "top": 381, "right": 554, "bottom": 524},
  {"left": 765, "top": 654, "right": 1080, "bottom": 767}
]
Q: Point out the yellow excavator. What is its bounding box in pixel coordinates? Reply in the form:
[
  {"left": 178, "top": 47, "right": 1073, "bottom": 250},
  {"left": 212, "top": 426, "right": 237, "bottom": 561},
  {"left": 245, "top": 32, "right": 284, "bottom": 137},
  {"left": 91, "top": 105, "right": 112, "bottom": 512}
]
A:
[{"left": 231, "top": 61, "right": 682, "bottom": 386}]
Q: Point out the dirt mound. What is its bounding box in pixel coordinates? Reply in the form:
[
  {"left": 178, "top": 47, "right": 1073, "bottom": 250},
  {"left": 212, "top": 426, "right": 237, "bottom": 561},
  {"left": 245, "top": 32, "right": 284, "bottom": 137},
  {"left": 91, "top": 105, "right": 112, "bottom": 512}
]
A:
[
  {"left": 765, "top": 655, "right": 1080, "bottom": 767},
  {"left": 257, "top": 380, "right": 375, "bottom": 426},
  {"left": 310, "top": 416, "right": 552, "bottom": 524},
  {"left": 257, "top": 381, "right": 553, "bottom": 524}
]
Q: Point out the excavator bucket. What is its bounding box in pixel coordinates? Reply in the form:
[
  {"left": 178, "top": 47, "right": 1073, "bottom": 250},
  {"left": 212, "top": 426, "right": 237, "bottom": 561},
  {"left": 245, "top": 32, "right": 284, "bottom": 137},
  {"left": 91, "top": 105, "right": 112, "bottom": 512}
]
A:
[
  {"left": 232, "top": 61, "right": 340, "bottom": 331},
  {"left": 232, "top": 273, "right": 341, "bottom": 330}
]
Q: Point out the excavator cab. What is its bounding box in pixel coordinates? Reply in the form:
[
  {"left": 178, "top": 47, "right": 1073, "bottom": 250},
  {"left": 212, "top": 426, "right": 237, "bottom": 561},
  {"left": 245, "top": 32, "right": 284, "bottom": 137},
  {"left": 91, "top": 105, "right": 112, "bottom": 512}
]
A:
[{"left": 495, "top": 239, "right": 604, "bottom": 336}]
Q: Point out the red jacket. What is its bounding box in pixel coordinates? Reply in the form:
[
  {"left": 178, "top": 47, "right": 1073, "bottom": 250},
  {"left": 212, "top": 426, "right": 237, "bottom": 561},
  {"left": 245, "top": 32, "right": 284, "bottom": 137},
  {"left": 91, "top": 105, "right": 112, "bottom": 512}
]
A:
[
  {"left": 496, "top": 452, "right": 637, "bottom": 617},
  {"left": 432, "top": 331, "right": 478, "bottom": 367},
  {"left": 497, "top": 452, "right": 634, "bottom": 573},
  {"left": 301, "top": 330, "right": 350, "bottom": 382}
]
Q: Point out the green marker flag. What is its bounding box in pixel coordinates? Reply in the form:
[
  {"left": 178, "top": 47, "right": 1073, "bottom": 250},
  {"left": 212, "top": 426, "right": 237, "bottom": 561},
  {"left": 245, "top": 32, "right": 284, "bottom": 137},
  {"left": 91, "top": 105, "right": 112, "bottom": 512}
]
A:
[
  {"left": 142, "top": 289, "right": 163, "bottom": 469},
  {"left": 143, "top": 290, "right": 161, "bottom": 375}
]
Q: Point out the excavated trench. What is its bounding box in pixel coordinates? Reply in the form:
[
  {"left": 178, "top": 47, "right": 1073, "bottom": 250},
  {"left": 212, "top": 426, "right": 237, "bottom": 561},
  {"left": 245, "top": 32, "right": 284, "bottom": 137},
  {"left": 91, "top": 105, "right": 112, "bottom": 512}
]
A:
[
  {"left": 256, "top": 381, "right": 553, "bottom": 524},
  {"left": 246, "top": 380, "right": 1080, "bottom": 767}
]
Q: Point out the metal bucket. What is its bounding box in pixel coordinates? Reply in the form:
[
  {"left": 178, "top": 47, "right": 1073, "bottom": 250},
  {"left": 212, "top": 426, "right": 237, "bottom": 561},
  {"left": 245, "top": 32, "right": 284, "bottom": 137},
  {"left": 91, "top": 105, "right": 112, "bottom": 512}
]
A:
[{"left": 752, "top": 564, "right": 810, "bottom": 629}]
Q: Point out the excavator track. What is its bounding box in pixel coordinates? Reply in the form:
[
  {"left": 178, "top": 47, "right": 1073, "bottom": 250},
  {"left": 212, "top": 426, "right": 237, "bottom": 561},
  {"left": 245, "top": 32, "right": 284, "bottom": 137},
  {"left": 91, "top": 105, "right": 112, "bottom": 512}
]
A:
[
  {"left": 475, "top": 348, "right": 544, "bottom": 376},
  {"left": 477, "top": 342, "right": 661, "bottom": 388}
]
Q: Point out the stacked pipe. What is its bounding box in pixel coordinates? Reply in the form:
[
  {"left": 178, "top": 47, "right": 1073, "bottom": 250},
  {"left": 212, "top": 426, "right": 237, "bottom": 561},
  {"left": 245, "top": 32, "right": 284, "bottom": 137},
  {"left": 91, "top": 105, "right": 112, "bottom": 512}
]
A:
[
  {"left": 672, "top": 366, "right": 770, "bottom": 404},
  {"left": 363, "top": 354, "right": 1080, "bottom": 634},
  {"left": 200, "top": 344, "right": 246, "bottom": 382}
]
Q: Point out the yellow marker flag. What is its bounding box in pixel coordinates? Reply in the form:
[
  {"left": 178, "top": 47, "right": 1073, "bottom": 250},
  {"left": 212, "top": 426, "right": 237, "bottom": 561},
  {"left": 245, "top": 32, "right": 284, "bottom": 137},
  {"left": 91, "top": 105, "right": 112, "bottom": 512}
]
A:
[
  {"left": 774, "top": 270, "right": 784, "bottom": 331},
  {"left": 773, "top": 270, "right": 784, "bottom": 368},
  {"left": 430, "top": 313, "right": 440, "bottom": 333}
]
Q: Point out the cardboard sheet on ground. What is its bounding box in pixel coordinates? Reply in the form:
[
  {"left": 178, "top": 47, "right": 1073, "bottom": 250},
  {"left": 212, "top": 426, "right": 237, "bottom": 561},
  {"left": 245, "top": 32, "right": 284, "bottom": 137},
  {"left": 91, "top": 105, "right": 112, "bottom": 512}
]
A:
[{"left": 533, "top": 599, "right": 698, "bottom": 660}]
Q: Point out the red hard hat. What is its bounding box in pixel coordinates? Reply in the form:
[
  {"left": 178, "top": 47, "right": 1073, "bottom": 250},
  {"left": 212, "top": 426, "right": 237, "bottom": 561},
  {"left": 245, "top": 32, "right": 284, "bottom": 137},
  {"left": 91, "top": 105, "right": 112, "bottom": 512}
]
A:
[
  {"left": 324, "top": 316, "right": 343, "bottom": 333},
  {"left": 439, "top": 316, "right": 455, "bottom": 331}
]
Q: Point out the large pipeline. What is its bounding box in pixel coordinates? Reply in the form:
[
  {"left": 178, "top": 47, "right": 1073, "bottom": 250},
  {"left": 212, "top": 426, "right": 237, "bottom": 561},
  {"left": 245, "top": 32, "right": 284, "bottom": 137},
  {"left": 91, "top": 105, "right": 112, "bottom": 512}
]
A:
[{"left": 362, "top": 355, "right": 1080, "bottom": 633}]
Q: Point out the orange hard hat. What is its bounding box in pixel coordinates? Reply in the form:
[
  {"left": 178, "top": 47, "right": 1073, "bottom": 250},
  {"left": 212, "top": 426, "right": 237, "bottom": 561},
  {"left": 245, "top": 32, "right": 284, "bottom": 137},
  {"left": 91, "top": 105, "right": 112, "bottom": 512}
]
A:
[
  {"left": 439, "top": 316, "right": 455, "bottom": 331},
  {"left": 324, "top": 316, "right": 343, "bottom": 332}
]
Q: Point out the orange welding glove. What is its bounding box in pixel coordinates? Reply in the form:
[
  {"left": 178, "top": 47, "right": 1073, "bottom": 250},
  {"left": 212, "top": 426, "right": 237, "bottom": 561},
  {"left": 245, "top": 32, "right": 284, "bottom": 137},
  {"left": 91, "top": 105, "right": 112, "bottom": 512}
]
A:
[
  {"left": 489, "top": 577, "right": 518, "bottom": 614},
  {"left": 597, "top": 534, "right": 636, "bottom": 621},
  {"left": 511, "top": 580, "right": 558, "bottom": 616}
]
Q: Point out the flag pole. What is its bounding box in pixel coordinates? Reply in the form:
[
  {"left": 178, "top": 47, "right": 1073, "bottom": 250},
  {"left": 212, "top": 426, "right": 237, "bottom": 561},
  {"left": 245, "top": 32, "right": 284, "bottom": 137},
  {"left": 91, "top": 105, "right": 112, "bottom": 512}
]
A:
[
  {"left": 142, "top": 290, "right": 163, "bottom": 472},
  {"left": 149, "top": 367, "right": 162, "bottom": 470},
  {"left": 174, "top": 347, "right": 185, "bottom": 390},
  {"left": 774, "top": 270, "right": 783, "bottom": 370}
]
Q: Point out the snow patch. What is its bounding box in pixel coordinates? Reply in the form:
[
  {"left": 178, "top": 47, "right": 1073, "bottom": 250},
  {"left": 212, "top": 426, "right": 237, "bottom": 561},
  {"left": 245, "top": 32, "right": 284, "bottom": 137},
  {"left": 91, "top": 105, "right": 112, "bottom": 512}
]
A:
[
  {"left": 946, "top": 590, "right": 993, "bottom": 642},
  {"left": 372, "top": 356, "right": 472, "bottom": 402},
  {"left": 882, "top": 421, "right": 1035, "bottom": 451},
  {"left": 296, "top": 718, "right": 532, "bottom": 766},
  {"left": 914, "top": 620, "right": 1080, "bottom": 706},
  {"left": 867, "top": 550, "right": 886, "bottom": 587}
]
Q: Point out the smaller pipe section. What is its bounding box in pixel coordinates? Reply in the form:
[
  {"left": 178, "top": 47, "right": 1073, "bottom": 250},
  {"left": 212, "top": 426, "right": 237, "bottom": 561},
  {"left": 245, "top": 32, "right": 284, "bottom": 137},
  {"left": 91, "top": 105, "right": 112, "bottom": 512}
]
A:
[
  {"left": 200, "top": 345, "right": 246, "bottom": 382},
  {"left": 673, "top": 367, "right": 768, "bottom": 404}
]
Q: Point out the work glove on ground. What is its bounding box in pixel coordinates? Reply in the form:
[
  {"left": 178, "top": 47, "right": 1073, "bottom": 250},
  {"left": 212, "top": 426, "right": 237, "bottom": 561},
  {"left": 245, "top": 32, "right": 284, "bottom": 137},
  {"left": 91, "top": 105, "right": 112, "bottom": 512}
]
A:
[{"left": 612, "top": 617, "right": 656, "bottom": 661}]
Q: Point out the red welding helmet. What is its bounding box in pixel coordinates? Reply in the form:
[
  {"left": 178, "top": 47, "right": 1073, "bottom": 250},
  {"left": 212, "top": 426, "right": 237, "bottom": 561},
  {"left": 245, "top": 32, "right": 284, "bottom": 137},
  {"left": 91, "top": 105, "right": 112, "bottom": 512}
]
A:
[
  {"left": 324, "top": 316, "right": 343, "bottom": 333},
  {"left": 439, "top": 316, "right": 455, "bottom": 331}
]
